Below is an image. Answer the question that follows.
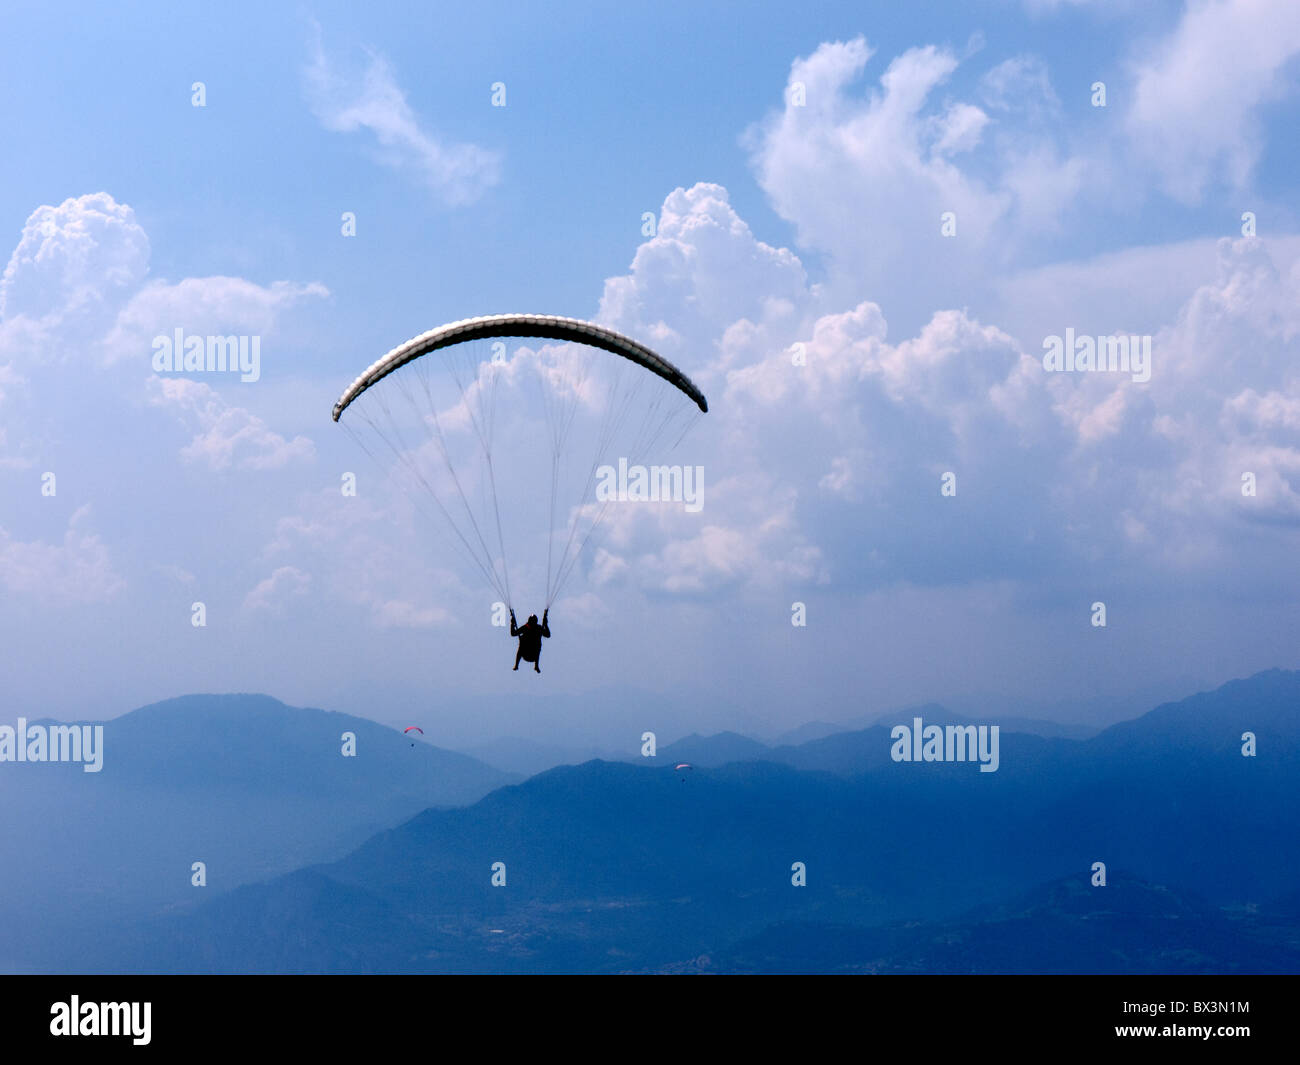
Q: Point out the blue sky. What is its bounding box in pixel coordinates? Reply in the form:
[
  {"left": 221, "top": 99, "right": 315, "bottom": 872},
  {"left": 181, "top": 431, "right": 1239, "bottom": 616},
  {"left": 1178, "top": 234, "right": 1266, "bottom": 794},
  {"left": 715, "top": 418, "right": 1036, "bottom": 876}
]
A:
[{"left": 2, "top": 0, "right": 1298, "bottom": 746}]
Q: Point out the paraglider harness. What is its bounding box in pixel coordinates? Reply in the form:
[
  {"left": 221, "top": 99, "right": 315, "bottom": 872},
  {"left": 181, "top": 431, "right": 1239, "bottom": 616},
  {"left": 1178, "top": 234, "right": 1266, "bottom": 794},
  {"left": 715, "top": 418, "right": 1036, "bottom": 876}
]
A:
[{"left": 511, "top": 609, "right": 550, "bottom": 669}]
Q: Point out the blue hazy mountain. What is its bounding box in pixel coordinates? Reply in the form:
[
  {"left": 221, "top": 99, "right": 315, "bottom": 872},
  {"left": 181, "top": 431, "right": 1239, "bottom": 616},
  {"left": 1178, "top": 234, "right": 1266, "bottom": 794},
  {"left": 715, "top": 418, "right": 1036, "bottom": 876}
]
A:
[
  {"left": 424, "top": 685, "right": 756, "bottom": 755},
  {"left": 18, "top": 669, "right": 1300, "bottom": 974},
  {"left": 0, "top": 693, "right": 513, "bottom": 969},
  {"left": 705, "top": 873, "right": 1300, "bottom": 974},
  {"left": 660, "top": 705, "right": 1098, "bottom": 772},
  {"left": 657, "top": 730, "right": 772, "bottom": 766},
  {"left": 459, "top": 705, "right": 1097, "bottom": 776},
  {"left": 772, "top": 721, "right": 849, "bottom": 745},
  {"left": 460, "top": 736, "right": 628, "bottom": 776},
  {"left": 773, "top": 706, "right": 1098, "bottom": 746},
  {"left": 900, "top": 708, "right": 1099, "bottom": 742}
]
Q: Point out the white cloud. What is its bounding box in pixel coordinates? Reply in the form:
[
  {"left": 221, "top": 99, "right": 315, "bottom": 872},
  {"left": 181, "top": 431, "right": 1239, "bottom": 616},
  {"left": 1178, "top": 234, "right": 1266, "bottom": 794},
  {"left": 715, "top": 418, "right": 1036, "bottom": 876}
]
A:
[
  {"left": 154, "top": 563, "right": 197, "bottom": 586},
  {"left": 148, "top": 377, "right": 315, "bottom": 471},
  {"left": 0, "top": 192, "right": 326, "bottom": 484},
  {"left": 930, "top": 102, "right": 989, "bottom": 156},
  {"left": 0, "top": 504, "right": 124, "bottom": 603},
  {"left": 550, "top": 590, "right": 613, "bottom": 628},
  {"left": 591, "top": 174, "right": 1300, "bottom": 602},
  {"left": 0, "top": 193, "right": 150, "bottom": 325},
  {"left": 103, "top": 275, "right": 328, "bottom": 367},
  {"left": 370, "top": 599, "right": 453, "bottom": 628},
  {"left": 0, "top": 363, "right": 25, "bottom": 468},
  {"left": 0, "top": 193, "right": 150, "bottom": 365},
  {"left": 1125, "top": 0, "right": 1300, "bottom": 201},
  {"left": 742, "top": 17, "right": 1300, "bottom": 325},
  {"left": 745, "top": 37, "right": 1012, "bottom": 292},
  {"left": 583, "top": 468, "right": 827, "bottom": 596},
  {"left": 244, "top": 565, "right": 311, "bottom": 613},
  {"left": 0, "top": 361, "right": 15, "bottom": 405},
  {"left": 304, "top": 24, "right": 501, "bottom": 206},
  {"left": 262, "top": 486, "right": 463, "bottom": 629},
  {"left": 598, "top": 182, "right": 814, "bottom": 384},
  {"left": 819, "top": 454, "right": 859, "bottom": 499},
  {"left": 990, "top": 236, "right": 1235, "bottom": 348},
  {"left": 1143, "top": 236, "right": 1300, "bottom": 524},
  {"left": 979, "top": 56, "right": 1063, "bottom": 122}
]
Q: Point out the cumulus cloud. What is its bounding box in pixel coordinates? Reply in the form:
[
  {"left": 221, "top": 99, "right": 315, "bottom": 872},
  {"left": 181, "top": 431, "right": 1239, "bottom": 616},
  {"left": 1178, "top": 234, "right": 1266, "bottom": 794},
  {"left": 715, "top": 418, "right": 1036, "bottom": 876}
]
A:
[
  {"left": 743, "top": 15, "right": 1299, "bottom": 322},
  {"left": 550, "top": 590, "right": 613, "bottom": 628},
  {"left": 0, "top": 189, "right": 336, "bottom": 640},
  {"left": 598, "top": 182, "right": 815, "bottom": 385},
  {"left": 585, "top": 170, "right": 1300, "bottom": 604},
  {"left": 0, "top": 504, "right": 124, "bottom": 603},
  {"left": 591, "top": 182, "right": 1044, "bottom": 594},
  {"left": 102, "top": 275, "right": 328, "bottom": 367},
  {"left": 583, "top": 184, "right": 830, "bottom": 593},
  {"left": 0, "top": 193, "right": 150, "bottom": 364},
  {"left": 0, "top": 363, "right": 25, "bottom": 468},
  {"left": 930, "top": 102, "right": 989, "bottom": 156},
  {"left": 244, "top": 565, "right": 311, "bottom": 613},
  {"left": 587, "top": 471, "right": 827, "bottom": 596},
  {"left": 148, "top": 377, "right": 315, "bottom": 471},
  {"left": 370, "top": 598, "right": 453, "bottom": 628},
  {"left": 0, "top": 192, "right": 326, "bottom": 478},
  {"left": 979, "top": 56, "right": 1062, "bottom": 122},
  {"left": 745, "top": 38, "right": 1010, "bottom": 296},
  {"left": 1142, "top": 237, "right": 1300, "bottom": 525},
  {"left": 0, "top": 193, "right": 150, "bottom": 324},
  {"left": 1125, "top": 0, "right": 1300, "bottom": 202},
  {"left": 154, "top": 563, "right": 197, "bottom": 586},
  {"left": 262, "top": 487, "right": 461, "bottom": 629},
  {"left": 303, "top": 23, "right": 501, "bottom": 206}
]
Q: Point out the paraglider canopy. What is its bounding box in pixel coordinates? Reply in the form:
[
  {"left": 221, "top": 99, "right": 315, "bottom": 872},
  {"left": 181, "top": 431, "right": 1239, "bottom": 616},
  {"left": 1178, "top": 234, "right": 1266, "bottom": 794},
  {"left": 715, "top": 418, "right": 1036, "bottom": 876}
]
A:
[
  {"left": 333, "top": 314, "right": 707, "bottom": 422},
  {"left": 333, "top": 314, "right": 708, "bottom": 616}
]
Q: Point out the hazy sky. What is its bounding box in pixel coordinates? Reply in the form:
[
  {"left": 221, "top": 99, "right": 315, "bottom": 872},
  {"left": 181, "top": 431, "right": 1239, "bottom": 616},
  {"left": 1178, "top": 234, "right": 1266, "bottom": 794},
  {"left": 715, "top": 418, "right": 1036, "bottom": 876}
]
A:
[{"left": 2, "top": 0, "right": 1298, "bottom": 746}]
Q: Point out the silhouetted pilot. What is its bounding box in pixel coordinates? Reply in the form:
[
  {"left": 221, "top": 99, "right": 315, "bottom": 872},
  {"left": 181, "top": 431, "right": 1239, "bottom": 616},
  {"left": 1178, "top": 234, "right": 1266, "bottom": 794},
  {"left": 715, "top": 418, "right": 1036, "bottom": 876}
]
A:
[{"left": 511, "top": 609, "right": 550, "bottom": 673}]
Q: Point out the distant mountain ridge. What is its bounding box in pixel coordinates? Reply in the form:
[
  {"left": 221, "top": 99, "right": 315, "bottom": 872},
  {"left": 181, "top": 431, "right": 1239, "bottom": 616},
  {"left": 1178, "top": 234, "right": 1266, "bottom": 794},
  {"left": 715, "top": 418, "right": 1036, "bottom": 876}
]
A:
[
  {"left": 458, "top": 704, "right": 1099, "bottom": 776},
  {"left": 61, "top": 668, "right": 1300, "bottom": 974},
  {"left": 0, "top": 693, "right": 513, "bottom": 967},
  {"left": 704, "top": 872, "right": 1300, "bottom": 974}
]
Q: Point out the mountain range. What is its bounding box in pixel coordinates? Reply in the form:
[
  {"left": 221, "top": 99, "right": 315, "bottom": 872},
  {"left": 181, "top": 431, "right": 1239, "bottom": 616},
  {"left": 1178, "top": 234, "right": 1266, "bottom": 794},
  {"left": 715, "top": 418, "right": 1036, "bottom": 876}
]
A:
[{"left": 10, "top": 670, "right": 1292, "bottom": 974}]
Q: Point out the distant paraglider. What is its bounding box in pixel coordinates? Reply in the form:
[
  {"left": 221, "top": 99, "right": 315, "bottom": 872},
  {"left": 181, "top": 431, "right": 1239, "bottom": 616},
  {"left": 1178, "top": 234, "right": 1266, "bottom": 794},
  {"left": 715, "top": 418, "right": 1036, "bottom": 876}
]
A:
[
  {"left": 404, "top": 725, "right": 424, "bottom": 748},
  {"left": 674, "top": 762, "right": 693, "bottom": 781}
]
